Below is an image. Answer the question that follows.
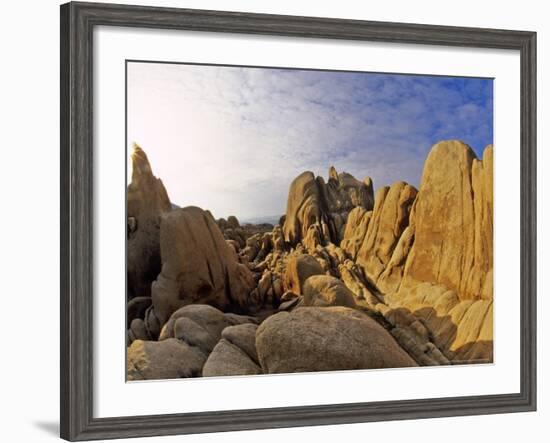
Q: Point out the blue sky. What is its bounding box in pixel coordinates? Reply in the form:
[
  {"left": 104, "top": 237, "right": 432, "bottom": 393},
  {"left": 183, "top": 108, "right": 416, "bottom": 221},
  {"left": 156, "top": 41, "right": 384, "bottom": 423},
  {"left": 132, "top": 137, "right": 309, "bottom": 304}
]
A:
[{"left": 127, "top": 62, "right": 493, "bottom": 221}]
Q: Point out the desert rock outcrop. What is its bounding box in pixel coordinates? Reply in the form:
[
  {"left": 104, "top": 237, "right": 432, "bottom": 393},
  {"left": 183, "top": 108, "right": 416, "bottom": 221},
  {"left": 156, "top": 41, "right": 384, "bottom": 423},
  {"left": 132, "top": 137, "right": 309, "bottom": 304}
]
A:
[
  {"left": 150, "top": 207, "right": 256, "bottom": 327},
  {"left": 127, "top": 140, "right": 494, "bottom": 380},
  {"left": 401, "top": 141, "right": 493, "bottom": 301},
  {"left": 283, "top": 167, "right": 374, "bottom": 248},
  {"left": 127, "top": 144, "right": 171, "bottom": 299}
]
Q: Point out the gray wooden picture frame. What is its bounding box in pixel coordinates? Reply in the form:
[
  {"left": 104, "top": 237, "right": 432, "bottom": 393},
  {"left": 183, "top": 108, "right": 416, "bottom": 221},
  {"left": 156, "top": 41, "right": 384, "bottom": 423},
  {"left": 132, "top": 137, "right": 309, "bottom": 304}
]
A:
[{"left": 60, "top": 1, "right": 537, "bottom": 441}]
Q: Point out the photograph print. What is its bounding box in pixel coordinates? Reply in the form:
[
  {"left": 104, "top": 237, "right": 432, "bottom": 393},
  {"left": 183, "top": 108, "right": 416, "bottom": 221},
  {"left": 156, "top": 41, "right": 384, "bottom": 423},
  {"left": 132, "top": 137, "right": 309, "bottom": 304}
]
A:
[{"left": 126, "top": 61, "right": 494, "bottom": 380}]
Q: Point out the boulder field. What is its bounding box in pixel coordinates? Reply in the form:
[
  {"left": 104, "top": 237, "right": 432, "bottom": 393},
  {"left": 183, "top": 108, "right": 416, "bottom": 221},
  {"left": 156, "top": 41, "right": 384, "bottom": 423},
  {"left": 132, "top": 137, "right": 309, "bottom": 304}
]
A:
[{"left": 127, "top": 140, "right": 493, "bottom": 380}]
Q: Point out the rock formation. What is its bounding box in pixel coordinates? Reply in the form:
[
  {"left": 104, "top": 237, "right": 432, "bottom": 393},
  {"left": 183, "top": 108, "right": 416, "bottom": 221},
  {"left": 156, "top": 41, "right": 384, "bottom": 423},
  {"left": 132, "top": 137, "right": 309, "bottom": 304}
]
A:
[
  {"left": 127, "top": 140, "right": 494, "bottom": 380},
  {"left": 352, "top": 181, "right": 418, "bottom": 289},
  {"left": 282, "top": 167, "right": 374, "bottom": 249},
  {"left": 127, "top": 338, "right": 206, "bottom": 380},
  {"left": 302, "top": 275, "right": 357, "bottom": 308},
  {"left": 150, "top": 207, "right": 256, "bottom": 327},
  {"left": 255, "top": 307, "right": 417, "bottom": 373},
  {"left": 401, "top": 141, "right": 493, "bottom": 301},
  {"left": 127, "top": 144, "right": 171, "bottom": 299}
]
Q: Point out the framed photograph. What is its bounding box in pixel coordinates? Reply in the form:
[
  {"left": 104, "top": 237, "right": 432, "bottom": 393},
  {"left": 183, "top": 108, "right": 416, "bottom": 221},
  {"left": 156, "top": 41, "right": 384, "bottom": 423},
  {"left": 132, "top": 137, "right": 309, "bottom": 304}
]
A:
[{"left": 60, "top": 1, "right": 536, "bottom": 440}]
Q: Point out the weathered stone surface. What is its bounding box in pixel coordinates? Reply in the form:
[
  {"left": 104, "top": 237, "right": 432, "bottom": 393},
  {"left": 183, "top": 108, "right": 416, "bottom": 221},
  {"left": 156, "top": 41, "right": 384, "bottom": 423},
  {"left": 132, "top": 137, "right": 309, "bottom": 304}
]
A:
[
  {"left": 227, "top": 215, "right": 240, "bottom": 229},
  {"left": 377, "top": 225, "right": 415, "bottom": 294},
  {"left": 355, "top": 181, "right": 417, "bottom": 285},
  {"left": 127, "top": 338, "right": 207, "bottom": 380},
  {"left": 202, "top": 339, "right": 262, "bottom": 377},
  {"left": 340, "top": 207, "right": 372, "bottom": 259},
  {"left": 256, "top": 307, "right": 417, "bottom": 374},
  {"left": 127, "top": 144, "right": 171, "bottom": 299},
  {"left": 401, "top": 141, "right": 493, "bottom": 301},
  {"left": 159, "top": 304, "right": 256, "bottom": 354},
  {"left": 221, "top": 323, "right": 259, "bottom": 363},
  {"left": 283, "top": 168, "right": 374, "bottom": 247},
  {"left": 324, "top": 169, "right": 374, "bottom": 215},
  {"left": 151, "top": 207, "right": 256, "bottom": 326},
  {"left": 278, "top": 297, "right": 302, "bottom": 311},
  {"left": 127, "top": 296, "right": 152, "bottom": 325},
  {"left": 302, "top": 275, "right": 357, "bottom": 308},
  {"left": 129, "top": 318, "right": 149, "bottom": 341},
  {"left": 127, "top": 139, "right": 494, "bottom": 376},
  {"left": 384, "top": 281, "right": 493, "bottom": 363},
  {"left": 283, "top": 254, "right": 324, "bottom": 295},
  {"left": 338, "top": 260, "right": 380, "bottom": 306},
  {"left": 283, "top": 171, "right": 324, "bottom": 246}
]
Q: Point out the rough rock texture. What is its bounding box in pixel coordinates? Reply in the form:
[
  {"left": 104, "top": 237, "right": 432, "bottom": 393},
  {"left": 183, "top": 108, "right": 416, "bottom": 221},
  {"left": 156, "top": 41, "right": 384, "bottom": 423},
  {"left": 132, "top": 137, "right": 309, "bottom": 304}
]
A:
[
  {"left": 341, "top": 141, "right": 494, "bottom": 364},
  {"left": 384, "top": 282, "right": 493, "bottom": 363},
  {"left": 127, "top": 338, "right": 207, "bottom": 380},
  {"left": 373, "top": 141, "right": 494, "bottom": 363},
  {"left": 401, "top": 141, "right": 494, "bottom": 301},
  {"left": 158, "top": 304, "right": 256, "bottom": 352},
  {"left": 256, "top": 307, "right": 417, "bottom": 374},
  {"left": 127, "top": 141, "right": 494, "bottom": 379},
  {"left": 202, "top": 323, "right": 262, "bottom": 376},
  {"left": 302, "top": 275, "right": 357, "bottom": 308},
  {"left": 221, "top": 323, "right": 259, "bottom": 363},
  {"left": 127, "top": 144, "right": 171, "bottom": 299},
  {"left": 283, "top": 167, "right": 373, "bottom": 248},
  {"left": 283, "top": 254, "right": 324, "bottom": 295},
  {"left": 202, "top": 339, "right": 262, "bottom": 377},
  {"left": 151, "top": 207, "right": 256, "bottom": 326},
  {"left": 340, "top": 207, "right": 372, "bottom": 259},
  {"left": 127, "top": 296, "right": 152, "bottom": 326},
  {"left": 351, "top": 181, "right": 418, "bottom": 289}
]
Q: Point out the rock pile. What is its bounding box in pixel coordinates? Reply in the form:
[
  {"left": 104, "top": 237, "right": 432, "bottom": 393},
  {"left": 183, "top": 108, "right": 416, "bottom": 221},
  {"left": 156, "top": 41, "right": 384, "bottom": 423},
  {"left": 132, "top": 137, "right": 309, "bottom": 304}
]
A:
[{"left": 127, "top": 140, "right": 494, "bottom": 379}]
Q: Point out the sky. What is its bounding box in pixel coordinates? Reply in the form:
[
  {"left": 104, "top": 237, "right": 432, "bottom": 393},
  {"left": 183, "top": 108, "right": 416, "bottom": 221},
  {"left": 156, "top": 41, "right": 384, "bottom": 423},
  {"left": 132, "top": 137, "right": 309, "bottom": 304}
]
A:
[{"left": 127, "top": 62, "right": 493, "bottom": 222}]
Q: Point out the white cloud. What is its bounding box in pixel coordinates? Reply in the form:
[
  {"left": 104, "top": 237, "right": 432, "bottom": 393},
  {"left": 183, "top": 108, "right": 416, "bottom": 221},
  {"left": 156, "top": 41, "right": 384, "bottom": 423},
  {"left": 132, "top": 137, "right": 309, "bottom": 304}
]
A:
[{"left": 127, "top": 62, "right": 492, "bottom": 221}]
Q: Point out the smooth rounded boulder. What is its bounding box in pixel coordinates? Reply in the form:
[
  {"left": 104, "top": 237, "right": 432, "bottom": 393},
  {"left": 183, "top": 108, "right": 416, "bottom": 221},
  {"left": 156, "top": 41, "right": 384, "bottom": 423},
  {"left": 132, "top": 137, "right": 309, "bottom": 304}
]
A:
[
  {"left": 159, "top": 304, "right": 256, "bottom": 354},
  {"left": 302, "top": 275, "right": 357, "bottom": 308},
  {"left": 256, "top": 307, "right": 417, "bottom": 374},
  {"left": 283, "top": 254, "right": 324, "bottom": 295},
  {"left": 127, "top": 338, "right": 207, "bottom": 380}
]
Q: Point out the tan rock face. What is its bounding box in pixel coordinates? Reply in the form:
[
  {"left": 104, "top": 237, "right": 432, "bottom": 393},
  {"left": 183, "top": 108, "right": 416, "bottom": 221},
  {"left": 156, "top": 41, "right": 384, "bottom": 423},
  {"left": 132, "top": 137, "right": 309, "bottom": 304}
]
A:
[
  {"left": 255, "top": 307, "right": 417, "bottom": 374},
  {"left": 283, "top": 254, "right": 324, "bottom": 295},
  {"left": 383, "top": 282, "right": 493, "bottom": 363},
  {"left": 302, "top": 275, "right": 357, "bottom": 308},
  {"left": 354, "top": 181, "right": 417, "bottom": 286},
  {"left": 283, "top": 171, "right": 324, "bottom": 246},
  {"left": 127, "top": 144, "right": 171, "bottom": 299},
  {"left": 151, "top": 207, "right": 256, "bottom": 326},
  {"left": 127, "top": 141, "right": 494, "bottom": 378},
  {"left": 402, "top": 141, "right": 493, "bottom": 301},
  {"left": 339, "top": 141, "right": 493, "bottom": 364},
  {"left": 283, "top": 167, "right": 374, "bottom": 248},
  {"left": 340, "top": 206, "right": 372, "bottom": 260}
]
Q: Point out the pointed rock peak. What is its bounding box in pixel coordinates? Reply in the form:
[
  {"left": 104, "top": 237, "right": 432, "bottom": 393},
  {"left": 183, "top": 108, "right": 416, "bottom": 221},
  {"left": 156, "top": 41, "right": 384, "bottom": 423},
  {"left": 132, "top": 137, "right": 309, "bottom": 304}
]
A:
[
  {"left": 328, "top": 166, "right": 339, "bottom": 182},
  {"left": 131, "top": 142, "right": 153, "bottom": 180},
  {"left": 363, "top": 177, "right": 373, "bottom": 189}
]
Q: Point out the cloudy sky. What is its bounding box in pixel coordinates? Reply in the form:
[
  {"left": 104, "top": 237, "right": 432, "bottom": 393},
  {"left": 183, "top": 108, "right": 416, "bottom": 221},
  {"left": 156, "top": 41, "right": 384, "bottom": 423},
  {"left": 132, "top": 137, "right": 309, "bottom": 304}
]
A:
[{"left": 127, "top": 61, "right": 493, "bottom": 222}]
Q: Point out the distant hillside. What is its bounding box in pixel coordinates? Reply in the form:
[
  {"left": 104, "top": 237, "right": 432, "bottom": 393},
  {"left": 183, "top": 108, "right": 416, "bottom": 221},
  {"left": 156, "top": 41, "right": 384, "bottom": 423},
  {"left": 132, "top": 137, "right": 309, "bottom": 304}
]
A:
[{"left": 240, "top": 215, "right": 281, "bottom": 225}]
